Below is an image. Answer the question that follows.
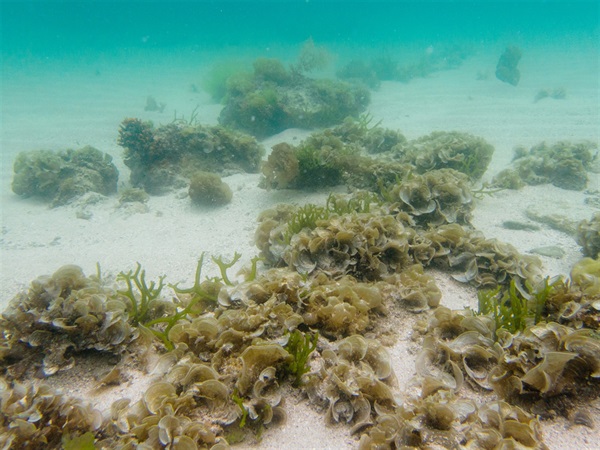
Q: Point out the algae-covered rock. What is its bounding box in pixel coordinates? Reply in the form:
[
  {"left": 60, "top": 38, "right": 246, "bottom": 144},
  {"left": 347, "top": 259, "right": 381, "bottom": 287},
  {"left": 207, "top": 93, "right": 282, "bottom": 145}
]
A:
[
  {"left": 118, "top": 118, "right": 263, "bottom": 194},
  {"left": 12, "top": 146, "right": 118, "bottom": 206},
  {"left": 218, "top": 57, "right": 370, "bottom": 138},
  {"left": 261, "top": 126, "right": 410, "bottom": 192},
  {"left": 493, "top": 141, "right": 597, "bottom": 191},
  {"left": 261, "top": 131, "right": 354, "bottom": 190},
  {"left": 188, "top": 171, "right": 233, "bottom": 207},
  {"left": 577, "top": 213, "right": 600, "bottom": 258}
]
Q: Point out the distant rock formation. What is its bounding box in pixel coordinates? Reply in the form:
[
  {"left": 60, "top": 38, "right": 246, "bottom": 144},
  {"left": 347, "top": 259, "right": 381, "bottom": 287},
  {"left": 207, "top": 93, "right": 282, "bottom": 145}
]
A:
[{"left": 495, "top": 46, "right": 522, "bottom": 86}]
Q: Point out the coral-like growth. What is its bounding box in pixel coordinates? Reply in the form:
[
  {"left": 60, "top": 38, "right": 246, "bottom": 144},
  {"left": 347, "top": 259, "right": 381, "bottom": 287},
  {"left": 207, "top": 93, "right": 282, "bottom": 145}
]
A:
[
  {"left": 189, "top": 171, "right": 233, "bottom": 207},
  {"left": 12, "top": 146, "right": 119, "bottom": 206}
]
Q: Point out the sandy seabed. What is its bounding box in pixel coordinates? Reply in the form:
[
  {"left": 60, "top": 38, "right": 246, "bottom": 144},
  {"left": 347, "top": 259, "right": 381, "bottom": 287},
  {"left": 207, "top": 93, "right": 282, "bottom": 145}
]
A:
[{"left": 1, "top": 42, "right": 599, "bottom": 449}]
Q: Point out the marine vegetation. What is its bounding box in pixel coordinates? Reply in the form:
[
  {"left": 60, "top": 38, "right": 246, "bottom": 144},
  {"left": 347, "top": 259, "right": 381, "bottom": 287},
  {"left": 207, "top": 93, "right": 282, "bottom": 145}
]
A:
[
  {"left": 218, "top": 55, "right": 370, "bottom": 137},
  {"left": 118, "top": 187, "right": 149, "bottom": 205},
  {"left": 11, "top": 146, "right": 119, "bottom": 206},
  {"left": 261, "top": 126, "right": 412, "bottom": 192},
  {"left": 283, "top": 329, "right": 319, "bottom": 387},
  {"left": 392, "top": 130, "right": 495, "bottom": 181},
  {"left": 0, "top": 265, "right": 134, "bottom": 378},
  {"left": 4, "top": 123, "right": 600, "bottom": 449},
  {"left": 577, "top": 212, "right": 600, "bottom": 258},
  {"left": 2, "top": 227, "right": 600, "bottom": 449},
  {"left": 493, "top": 140, "right": 598, "bottom": 191},
  {"left": 117, "top": 118, "right": 263, "bottom": 194},
  {"left": 261, "top": 124, "right": 494, "bottom": 199},
  {"left": 388, "top": 168, "right": 474, "bottom": 227},
  {"left": 188, "top": 171, "right": 233, "bottom": 207},
  {"left": 330, "top": 115, "right": 406, "bottom": 154},
  {"left": 257, "top": 190, "right": 543, "bottom": 290}
]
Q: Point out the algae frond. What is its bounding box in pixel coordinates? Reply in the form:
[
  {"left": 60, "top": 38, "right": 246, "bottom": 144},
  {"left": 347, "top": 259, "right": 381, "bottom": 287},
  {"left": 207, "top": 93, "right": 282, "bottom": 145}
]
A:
[
  {"left": 116, "top": 263, "right": 166, "bottom": 326},
  {"left": 284, "top": 329, "right": 319, "bottom": 387}
]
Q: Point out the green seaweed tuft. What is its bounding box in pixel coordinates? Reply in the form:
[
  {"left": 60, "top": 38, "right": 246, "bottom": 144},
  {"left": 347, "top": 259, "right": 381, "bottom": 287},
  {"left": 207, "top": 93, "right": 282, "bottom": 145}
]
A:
[
  {"left": 62, "top": 432, "right": 97, "bottom": 450},
  {"left": 212, "top": 252, "right": 242, "bottom": 286},
  {"left": 284, "top": 329, "right": 319, "bottom": 387},
  {"left": 116, "top": 263, "right": 166, "bottom": 326}
]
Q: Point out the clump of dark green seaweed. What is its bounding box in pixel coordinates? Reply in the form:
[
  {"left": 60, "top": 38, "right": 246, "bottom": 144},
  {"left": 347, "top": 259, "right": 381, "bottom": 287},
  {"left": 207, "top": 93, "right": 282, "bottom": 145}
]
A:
[
  {"left": 117, "top": 118, "right": 263, "bottom": 194},
  {"left": 12, "top": 146, "right": 119, "bottom": 206},
  {"left": 493, "top": 141, "right": 598, "bottom": 191}
]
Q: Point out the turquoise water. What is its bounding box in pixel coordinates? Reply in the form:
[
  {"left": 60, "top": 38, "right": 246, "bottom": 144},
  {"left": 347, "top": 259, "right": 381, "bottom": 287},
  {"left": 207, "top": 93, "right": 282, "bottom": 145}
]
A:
[{"left": 2, "top": 1, "right": 598, "bottom": 56}]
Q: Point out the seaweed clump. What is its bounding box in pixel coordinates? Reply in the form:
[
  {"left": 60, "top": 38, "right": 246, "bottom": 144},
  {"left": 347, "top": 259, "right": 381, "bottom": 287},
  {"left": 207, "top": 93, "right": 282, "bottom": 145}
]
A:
[
  {"left": 218, "top": 56, "right": 370, "bottom": 138},
  {"left": 0, "top": 265, "right": 133, "bottom": 378},
  {"left": 393, "top": 131, "right": 495, "bottom": 181},
  {"left": 493, "top": 141, "right": 597, "bottom": 191},
  {"left": 389, "top": 168, "right": 474, "bottom": 227},
  {"left": 261, "top": 127, "right": 411, "bottom": 192},
  {"left": 189, "top": 171, "right": 233, "bottom": 207},
  {"left": 117, "top": 118, "right": 263, "bottom": 194},
  {"left": 0, "top": 380, "right": 103, "bottom": 448},
  {"left": 11, "top": 146, "right": 119, "bottom": 206},
  {"left": 577, "top": 213, "right": 600, "bottom": 258}
]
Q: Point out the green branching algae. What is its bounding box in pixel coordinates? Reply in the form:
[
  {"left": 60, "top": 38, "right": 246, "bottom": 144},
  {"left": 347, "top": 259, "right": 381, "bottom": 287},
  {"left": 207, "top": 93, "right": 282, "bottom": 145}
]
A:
[
  {"left": 284, "top": 329, "right": 319, "bottom": 387},
  {"left": 212, "top": 252, "right": 242, "bottom": 286},
  {"left": 116, "top": 263, "right": 167, "bottom": 326}
]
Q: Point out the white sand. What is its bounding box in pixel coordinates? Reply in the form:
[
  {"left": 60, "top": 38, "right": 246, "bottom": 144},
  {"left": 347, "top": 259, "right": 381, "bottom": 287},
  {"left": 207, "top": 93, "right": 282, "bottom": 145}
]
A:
[{"left": 1, "top": 42, "right": 599, "bottom": 448}]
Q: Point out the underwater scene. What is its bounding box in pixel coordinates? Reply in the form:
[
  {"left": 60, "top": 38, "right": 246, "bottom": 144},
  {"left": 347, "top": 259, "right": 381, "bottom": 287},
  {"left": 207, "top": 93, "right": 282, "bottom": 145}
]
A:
[{"left": 1, "top": 0, "right": 599, "bottom": 448}]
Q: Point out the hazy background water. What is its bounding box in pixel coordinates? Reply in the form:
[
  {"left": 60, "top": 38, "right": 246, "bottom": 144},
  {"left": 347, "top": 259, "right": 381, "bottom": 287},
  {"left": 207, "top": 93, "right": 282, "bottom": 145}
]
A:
[
  {"left": 2, "top": 1, "right": 599, "bottom": 56},
  {"left": 1, "top": 0, "right": 598, "bottom": 178}
]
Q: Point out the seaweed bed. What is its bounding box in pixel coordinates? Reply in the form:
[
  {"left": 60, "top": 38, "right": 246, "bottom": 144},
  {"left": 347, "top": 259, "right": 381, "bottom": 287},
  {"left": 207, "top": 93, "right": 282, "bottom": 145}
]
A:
[{"left": 2, "top": 118, "right": 600, "bottom": 450}]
